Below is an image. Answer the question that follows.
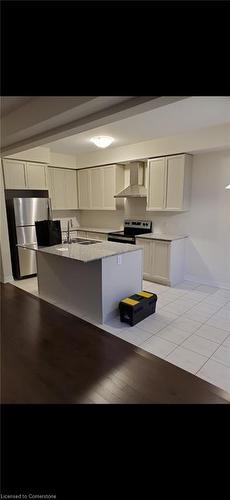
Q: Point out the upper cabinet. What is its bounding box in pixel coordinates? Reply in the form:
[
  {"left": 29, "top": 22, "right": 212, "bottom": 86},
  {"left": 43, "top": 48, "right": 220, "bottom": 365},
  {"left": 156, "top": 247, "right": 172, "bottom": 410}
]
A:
[
  {"left": 78, "top": 164, "right": 124, "bottom": 210},
  {"left": 147, "top": 157, "right": 167, "bottom": 210},
  {"left": 90, "top": 167, "right": 104, "bottom": 210},
  {"left": 47, "top": 167, "right": 78, "bottom": 210},
  {"left": 147, "top": 154, "right": 192, "bottom": 211},
  {"left": 78, "top": 169, "right": 91, "bottom": 209},
  {"left": 3, "top": 159, "right": 47, "bottom": 190},
  {"left": 25, "top": 162, "right": 47, "bottom": 189},
  {"left": 3, "top": 159, "right": 27, "bottom": 189}
]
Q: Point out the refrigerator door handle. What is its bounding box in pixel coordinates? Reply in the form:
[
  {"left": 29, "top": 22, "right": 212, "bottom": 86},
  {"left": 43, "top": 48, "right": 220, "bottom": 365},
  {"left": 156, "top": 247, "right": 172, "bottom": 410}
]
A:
[{"left": 47, "top": 198, "right": 53, "bottom": 220}]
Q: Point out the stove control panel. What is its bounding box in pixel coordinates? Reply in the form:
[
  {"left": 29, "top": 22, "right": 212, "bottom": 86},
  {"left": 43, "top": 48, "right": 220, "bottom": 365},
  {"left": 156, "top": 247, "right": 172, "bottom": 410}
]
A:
[{"left": 124, "top": 219, "right": 152, "bottom": 231}]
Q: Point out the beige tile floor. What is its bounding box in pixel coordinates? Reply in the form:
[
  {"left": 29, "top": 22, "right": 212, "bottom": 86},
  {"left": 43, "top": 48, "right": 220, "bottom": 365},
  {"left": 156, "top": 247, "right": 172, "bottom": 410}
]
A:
[{"left": 11, "top": 277, "right": 230, "bottom": 394}]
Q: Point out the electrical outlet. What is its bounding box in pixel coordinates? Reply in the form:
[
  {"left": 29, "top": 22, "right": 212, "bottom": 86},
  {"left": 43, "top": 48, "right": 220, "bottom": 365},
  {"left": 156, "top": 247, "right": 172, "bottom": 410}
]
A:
[{"left": 117, "top": 255, "right": 122, "bottom": 265}]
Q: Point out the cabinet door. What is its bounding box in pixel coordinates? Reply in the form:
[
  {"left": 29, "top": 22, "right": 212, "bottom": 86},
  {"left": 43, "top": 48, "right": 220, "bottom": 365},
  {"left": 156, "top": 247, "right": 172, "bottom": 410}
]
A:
[
  {"left": 136, "top": 238, "right": 154, "bottom": 275},
  {"left": 65, "top": 169, "right": 78, "bottom": 209},
  {"left": 90, "top": 168, "right": 104, "bottom": 209},
  {"left": 165, "top": 156, "right": 185, "bottom": 210},
  {"left": 103, "top": 166, "right": 116, "bottom": 210},
  {"left": 95, "top": 233, "right": 107, "bottom": 241},
  {"left": 26, "top": 163, "right": 47, "bottom": 189},
  {"left": 52, "top": 168, "right": 66, "bottom": 210},
  {"left": 147, "top": 158, "right": 166, "bottom": 210},
  {"left": 3, "top": 159, "right": 26, "bottom": 189},
  {"left": 77, "top": 231, "right": 87, "bottom": 238},
  {"left": 86, "top": 231, "right": 107, "bottom": 241},
  {"left": 152, "top": 241, "right": 170, "bottom": 281},
  {"left": 78, "top": 169, "right": 91, "bottom": 209},
  {"left": 86, "top": 231, "right": 98, "bottom": 240}
]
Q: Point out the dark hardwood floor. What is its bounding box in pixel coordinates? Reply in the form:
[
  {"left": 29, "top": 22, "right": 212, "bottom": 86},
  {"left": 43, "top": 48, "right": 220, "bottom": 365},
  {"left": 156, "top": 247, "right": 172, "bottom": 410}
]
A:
[{"left": 1, "top": 283, "right": 229, "bottom": 404}]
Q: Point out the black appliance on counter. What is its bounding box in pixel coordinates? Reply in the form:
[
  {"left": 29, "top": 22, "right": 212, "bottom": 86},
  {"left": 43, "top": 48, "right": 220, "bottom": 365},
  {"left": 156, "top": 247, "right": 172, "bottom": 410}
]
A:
[
  {"left": 108, "top": 219, "right": 152, "bottom": 244},
  {"left": 35, "top": 220, "right": 61, "bottom": 246}
]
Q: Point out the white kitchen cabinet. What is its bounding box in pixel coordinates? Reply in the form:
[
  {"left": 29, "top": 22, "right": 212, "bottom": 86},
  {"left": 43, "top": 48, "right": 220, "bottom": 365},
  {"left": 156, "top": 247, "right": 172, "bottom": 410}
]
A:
[
  {"left": 65, "top": 169, "right": 78, "bottom": 209},
  {"left": 78, "top": 169, "right": 91, "bottom": 209},
  {"left": 147, "top": 154, "right": 192, "bottom": 212},
  {"left": 153, "top": 241, "right": 170, "bottom": 283},
  {"left": 47, "top": 167, "right": 78, "bottom": 209},
  {"left": 3, "top": 159, "right": 27, "bottom": 189},
  {"left": 90, "top": 168, "right": 104, "bottom": 209},
  {"left": 3, "top": 159, "right": 48, "bottom": 190},
  {"left": 103, "top": 166, "right": 116, "bottom": 210},
  {"left": 26, "top": 162, "right": 47, "bottom": 189},
  {"left": 136, "top": 237, "right": 186, "bottom": 286},
  {"left": 147, "top": 158, "right": 166, "bottom": 210},
  {"left": 77, "top": 164, "right": 124, "bottom": 210},
  {"left": 86, "top": 231, "right": 107, "bottom": 241},
  {"left": 138, "top": 237, "right": 154, "bottom": 275},
  {"left": 165, "top": 155, "right": 192, "bottom": 210},
  {"left": 76, "top": 230, "right": 88, "bottom": 238}
]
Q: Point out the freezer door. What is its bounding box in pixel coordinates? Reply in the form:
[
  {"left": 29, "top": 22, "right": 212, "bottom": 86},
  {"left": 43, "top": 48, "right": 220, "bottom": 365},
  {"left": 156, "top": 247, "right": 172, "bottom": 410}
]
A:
[
  {"left": 16, "top": 226, "right": 37, "bottom": 276},
  {"left": 14, "top": 197, "right": 49, "bottom": 226}
]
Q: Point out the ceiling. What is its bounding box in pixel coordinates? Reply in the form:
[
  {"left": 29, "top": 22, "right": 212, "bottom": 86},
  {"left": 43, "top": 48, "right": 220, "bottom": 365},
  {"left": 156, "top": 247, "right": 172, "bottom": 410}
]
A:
[
  {"left": 47, "top": 97, "right": 230, "bottom": 155},
  {"left": 2, "top": 96, "right": 166, "bottom": 154},
  {"left": 0, "top": 96, "right": 35, "bottom": 117}
]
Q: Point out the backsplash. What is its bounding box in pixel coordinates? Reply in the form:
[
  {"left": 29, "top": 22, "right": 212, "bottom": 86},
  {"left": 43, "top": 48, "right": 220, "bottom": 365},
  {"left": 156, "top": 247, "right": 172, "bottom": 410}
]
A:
[
  {"left": 79, "top": 197, "right": 189, "bottom": 234},
  {"left": 53, "top": 211, "right": 81, "bottom": 231}
]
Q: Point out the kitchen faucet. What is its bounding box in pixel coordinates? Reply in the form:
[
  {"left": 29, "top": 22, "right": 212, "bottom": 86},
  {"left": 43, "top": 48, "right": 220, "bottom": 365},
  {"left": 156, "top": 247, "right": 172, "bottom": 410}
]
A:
[{"left": 66, "top": 219, "right": 72, "bottom": 244}]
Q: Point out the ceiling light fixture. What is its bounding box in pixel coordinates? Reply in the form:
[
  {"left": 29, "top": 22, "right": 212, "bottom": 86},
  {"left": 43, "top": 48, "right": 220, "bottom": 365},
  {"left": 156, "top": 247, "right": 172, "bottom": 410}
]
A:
[
  {"left": 90, "top": 136, "right": 114, "bottom": 148},
  {"left": 225, "top": 184, "right": 230, "bottom": 189}
]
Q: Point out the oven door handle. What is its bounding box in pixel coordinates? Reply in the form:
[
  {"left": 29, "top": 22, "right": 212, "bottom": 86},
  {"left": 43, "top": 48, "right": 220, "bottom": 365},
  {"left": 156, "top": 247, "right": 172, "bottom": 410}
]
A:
[{"left": 108, "top": 236, "right": 134, "bottom": 243}]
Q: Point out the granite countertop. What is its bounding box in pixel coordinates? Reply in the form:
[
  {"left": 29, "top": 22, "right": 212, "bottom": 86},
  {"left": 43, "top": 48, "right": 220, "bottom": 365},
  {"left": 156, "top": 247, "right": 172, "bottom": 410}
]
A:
[
  {"left": 18, "top": 241, "right": 142, "bottom": 263},
  {"left": 61, "top": 226, "right": 122, "bottom": 234},
  {"left": 136, "top": 233, "right": 188, "bottom": 241}
]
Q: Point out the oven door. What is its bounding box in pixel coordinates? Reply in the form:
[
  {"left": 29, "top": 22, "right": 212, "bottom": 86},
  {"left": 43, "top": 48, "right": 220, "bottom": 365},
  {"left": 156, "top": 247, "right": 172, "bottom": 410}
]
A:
[{"left": 108, "top": 235, "right": 135, "bottom": 244}]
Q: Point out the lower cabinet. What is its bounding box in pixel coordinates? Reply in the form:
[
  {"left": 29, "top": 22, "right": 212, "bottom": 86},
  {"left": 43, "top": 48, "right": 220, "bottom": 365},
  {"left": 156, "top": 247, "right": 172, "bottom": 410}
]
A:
[
  {"left": 77, "top": 231, "right": 107, "bottom": 241},
  {"left": 76, "top": 231, "right": 87, "bottom": 238},
  {"left": 136, "top": 237, "right": 186, "bottom": 286},
  {"left": 85, "top": 231, "right": 107, "bottom": 241}
]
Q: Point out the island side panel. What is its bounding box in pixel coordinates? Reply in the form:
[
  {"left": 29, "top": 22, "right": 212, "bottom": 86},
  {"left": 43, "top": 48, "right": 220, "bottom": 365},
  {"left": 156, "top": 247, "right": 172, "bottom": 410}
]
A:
[
  {"left": 101, "top": 249, "right": 143, "bottom": 323},
  {"left": 36, "top": 252, "right": 103, "bottom": 323}
]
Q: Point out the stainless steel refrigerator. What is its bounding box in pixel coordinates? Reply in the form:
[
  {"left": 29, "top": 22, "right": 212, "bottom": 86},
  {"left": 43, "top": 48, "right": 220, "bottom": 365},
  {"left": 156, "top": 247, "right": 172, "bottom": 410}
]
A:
[{"left": 11, "top": 197, "right": 51, "bottom": 279}]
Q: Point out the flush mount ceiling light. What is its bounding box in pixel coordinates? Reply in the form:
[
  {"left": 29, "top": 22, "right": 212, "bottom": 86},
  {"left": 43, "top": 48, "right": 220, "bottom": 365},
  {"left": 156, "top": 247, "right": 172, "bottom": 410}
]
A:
[
  {"left": 225, "top": 184, "right": 230, "bottom": 189},
  {"left": 90, "top": 136, "right": 114, "bottom": 148}
]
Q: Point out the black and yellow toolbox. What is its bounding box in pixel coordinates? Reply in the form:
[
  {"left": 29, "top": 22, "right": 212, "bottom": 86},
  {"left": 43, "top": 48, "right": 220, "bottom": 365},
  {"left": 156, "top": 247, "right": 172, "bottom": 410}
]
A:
[{"left": 119, "top": 291, "right": 157, "bottom": 327}]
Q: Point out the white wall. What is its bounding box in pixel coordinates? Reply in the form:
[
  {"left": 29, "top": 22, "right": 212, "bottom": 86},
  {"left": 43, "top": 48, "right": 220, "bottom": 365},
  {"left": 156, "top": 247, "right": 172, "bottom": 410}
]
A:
[
  {"left": 76, "top": 124, "right": 230, "bottom": 168},
  {"left": 5, "top": 146, "right": 50, "bottom": 163},
  {"left": 4, "top": 148, "right": 77, "bottom": 169},
  {"left": 80, "top": 150, "right": 230, "bottom": 288},
  {"left": 49, "top": 152, "right": 77, "bottom": 168},
  {"left": 0, "top": 163, "right": 13, "bottom": 283}
]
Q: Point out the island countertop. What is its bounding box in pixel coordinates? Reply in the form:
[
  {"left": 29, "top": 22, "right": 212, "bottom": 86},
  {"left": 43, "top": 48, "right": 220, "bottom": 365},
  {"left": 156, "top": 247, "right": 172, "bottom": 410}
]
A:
[{"left": 18, "top": 241, "right": 142, "bottom": 263}]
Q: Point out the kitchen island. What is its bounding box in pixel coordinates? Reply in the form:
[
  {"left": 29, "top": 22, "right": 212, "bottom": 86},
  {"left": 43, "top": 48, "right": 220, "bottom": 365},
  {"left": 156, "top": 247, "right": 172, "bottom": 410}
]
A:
[{"left": 18, "top": 240, "right": 143, "bottom": 324}]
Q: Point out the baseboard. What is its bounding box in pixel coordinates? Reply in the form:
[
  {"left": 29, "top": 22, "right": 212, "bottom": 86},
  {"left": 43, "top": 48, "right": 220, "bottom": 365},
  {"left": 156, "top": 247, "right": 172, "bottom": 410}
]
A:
[
  {"left": 1, "top": 274, "right": 14, "bottom": 284},
  {"left": 185, "top": 274, "right": 230, "bottom": 290}
]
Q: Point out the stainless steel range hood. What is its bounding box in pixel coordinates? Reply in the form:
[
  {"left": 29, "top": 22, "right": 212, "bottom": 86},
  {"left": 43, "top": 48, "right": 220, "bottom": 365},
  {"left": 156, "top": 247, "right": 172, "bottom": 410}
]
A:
[{"left": 114, "top": 162, "right": 147, "bottom": 198}]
